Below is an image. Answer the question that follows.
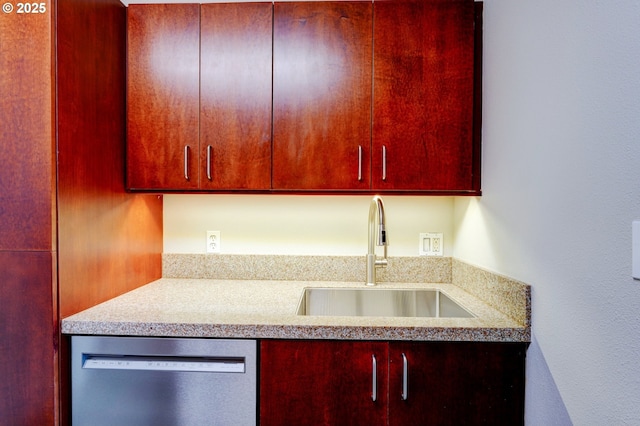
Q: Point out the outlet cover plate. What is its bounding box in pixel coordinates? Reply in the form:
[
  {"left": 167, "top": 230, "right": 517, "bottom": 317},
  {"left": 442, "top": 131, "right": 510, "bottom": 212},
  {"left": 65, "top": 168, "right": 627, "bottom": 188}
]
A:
[
  {"left": 206, "top": 230, "right": 221, "bottom": 254},
  {"left": 419, "top": 233, "right": 443, "bottom": 256}
]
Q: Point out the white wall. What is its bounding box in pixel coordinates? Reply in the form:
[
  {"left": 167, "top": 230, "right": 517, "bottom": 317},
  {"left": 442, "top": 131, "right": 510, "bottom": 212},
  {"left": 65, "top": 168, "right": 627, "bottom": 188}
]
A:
[
  {"left": 165, "top": 195, "right": 455, "bottom": 256},
  {"left": 454, "top": 0, "right": 640, "bottom": 424}
]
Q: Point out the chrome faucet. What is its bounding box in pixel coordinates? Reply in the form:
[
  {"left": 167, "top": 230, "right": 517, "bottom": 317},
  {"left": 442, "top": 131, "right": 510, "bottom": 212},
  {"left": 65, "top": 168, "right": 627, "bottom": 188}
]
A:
[{"left": 366, "top": 195, "right": 388, "bottom": 286}]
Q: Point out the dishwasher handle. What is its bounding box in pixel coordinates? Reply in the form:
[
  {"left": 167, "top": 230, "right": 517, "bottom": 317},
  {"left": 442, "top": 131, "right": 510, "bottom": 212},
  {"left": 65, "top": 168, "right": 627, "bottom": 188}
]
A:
[{"left": 82, "top": 355, "right": 246, "bottom": 373}]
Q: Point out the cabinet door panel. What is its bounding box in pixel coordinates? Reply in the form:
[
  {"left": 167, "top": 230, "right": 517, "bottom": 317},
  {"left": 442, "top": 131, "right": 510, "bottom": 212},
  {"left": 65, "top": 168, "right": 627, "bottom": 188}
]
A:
[
  {"left": 0, "top": 5, "right": 54, "bottom": 251},
  {"left": 0, "top": 252, "right": 56, "bottom": 425},
  {"left": 373, "top": 1, "right": 475, "bottom": 191},
  {"left": 389, "top": 342, "right": 526, "bottom": 426},
  {"left": 273, "top": 2, "right": 372, "bottom": 190},
  {"left": 260, "top": 340, "right": 387, "bottom": 426},
  {"left": 200, "top": 3, "right": 272, "bottom": 190},
  {"left": 127, "top": 4, "right": 200, "bottom": 190}
]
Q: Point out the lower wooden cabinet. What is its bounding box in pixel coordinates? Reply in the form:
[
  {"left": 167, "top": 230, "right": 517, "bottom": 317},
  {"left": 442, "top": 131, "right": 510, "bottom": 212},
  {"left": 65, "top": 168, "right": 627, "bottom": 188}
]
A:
[
  {"left": 260, "top": 340, "right": 526, "bottom": 426},
  {"left": 260, "top": 340, "right": 387, "bottom": 426},
  {"left": 387, "top": 341, "right": 526, "bottom": 425}
]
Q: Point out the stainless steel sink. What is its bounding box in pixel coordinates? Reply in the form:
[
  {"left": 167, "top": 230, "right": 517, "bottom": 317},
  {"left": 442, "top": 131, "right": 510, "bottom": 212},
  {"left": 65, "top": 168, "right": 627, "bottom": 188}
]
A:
[{"left": 297, "top": 288, "right": 475, "bottom": 318}]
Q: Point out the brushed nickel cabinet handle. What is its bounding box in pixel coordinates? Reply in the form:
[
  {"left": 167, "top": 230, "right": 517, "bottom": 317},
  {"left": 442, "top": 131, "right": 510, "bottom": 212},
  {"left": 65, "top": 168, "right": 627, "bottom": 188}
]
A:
[
  {"left": 382, "top": 145, "right": 387, "bottom": 181},
  {"left": 371, "top": 354, "right": 377, "bottom": 402},
  {"left": 401, "top": 353, "right": 408, "bottom": 400},
  {"left": 358, "top": 145, "right": 363, "bottom": 181},
  {"left": 207, "top": 145, "right": 213, "bottom": 181},
  {"left": 184, "top": 145, "right": 190, "bottom": 181}
]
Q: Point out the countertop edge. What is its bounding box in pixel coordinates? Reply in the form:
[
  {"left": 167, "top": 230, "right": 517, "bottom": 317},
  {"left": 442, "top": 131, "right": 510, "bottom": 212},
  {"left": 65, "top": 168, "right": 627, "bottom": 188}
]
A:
[{"left": 62, "top": 321, "right": 530, "bottom": 343}]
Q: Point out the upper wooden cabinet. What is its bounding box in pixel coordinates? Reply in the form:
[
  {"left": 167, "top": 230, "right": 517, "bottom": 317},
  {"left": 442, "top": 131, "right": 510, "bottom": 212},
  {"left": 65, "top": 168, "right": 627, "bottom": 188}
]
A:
[
  {"left": 127, "top": 4, "right": 200, "bottom": 190},
  {"left": 126, "top": 1, "right": 480, "bottom": 193},
  {"left": 200, "top": 3, "right": 272, "bottom": 190},
  {"left": 127, "top": 3, "right": 272, "bottom": 190},
  {"left": 373, "top": 0, "right": 477, "bottom": 192},
  {"left": 272, "top": 2, "right": 373, "bottom": 191}
]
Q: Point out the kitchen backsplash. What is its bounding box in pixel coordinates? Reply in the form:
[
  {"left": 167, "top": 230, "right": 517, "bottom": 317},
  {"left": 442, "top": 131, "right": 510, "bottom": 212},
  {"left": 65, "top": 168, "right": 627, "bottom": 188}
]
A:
[
  {"left": 452, "top": 259, "right": 531, "bottom": 327},
  {"left": 163, "top": 254, "right": 452, "bottom": 283}
]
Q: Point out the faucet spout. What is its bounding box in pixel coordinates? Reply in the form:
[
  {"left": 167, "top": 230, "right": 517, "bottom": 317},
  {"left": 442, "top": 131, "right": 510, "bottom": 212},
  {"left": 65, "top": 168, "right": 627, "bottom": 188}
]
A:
[{"left": 366, "top": 195, "right": 388, "bottom": 286}]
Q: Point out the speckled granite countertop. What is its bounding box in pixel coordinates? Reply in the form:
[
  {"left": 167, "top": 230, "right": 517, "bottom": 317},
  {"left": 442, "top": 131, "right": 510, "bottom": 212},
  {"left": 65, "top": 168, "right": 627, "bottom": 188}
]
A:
[{"left": 62, "top": 273, "right": 530, "bottom": 342}]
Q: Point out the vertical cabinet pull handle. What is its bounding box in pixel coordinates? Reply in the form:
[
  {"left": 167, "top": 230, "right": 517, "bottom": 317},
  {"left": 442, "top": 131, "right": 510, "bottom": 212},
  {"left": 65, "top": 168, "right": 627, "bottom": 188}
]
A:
[
  {"left": 382, "top": 145, "right": 387, "bottom": 181},
  {"left": 184, "top": 145, "right": 190, "bottom": 181},
  {"left": 371, "top": 354, "right": 377, "bottom": 402},
  {"left": 401, "top": 353, "right": 408, "bottom": 400},
  {"left": 206, "top": 145, "right": 213, "bottom": 181},
  {"left": 358, "top": 145, "right": 363, "bottom": 181}
]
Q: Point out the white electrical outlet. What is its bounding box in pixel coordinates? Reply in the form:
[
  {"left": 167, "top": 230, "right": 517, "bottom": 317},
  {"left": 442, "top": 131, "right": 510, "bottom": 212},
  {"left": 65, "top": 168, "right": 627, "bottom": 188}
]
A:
[
  {"left": 419, "top": 233, "right": 443, "bottom": 256},
  {"left": 206, "top": 230, "right": 221, "bottom": 254}
]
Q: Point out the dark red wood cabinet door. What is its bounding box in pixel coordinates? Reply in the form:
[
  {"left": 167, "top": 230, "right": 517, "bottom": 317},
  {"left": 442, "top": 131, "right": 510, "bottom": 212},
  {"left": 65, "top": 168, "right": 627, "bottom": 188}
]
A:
[
  {"left": 0, "top": 4, "right": 54, "bottom": 251},
  {"left": 0, "top": 252, "right": 56, "bottom": 425},
  {"left": 272, "top": 2, "right": 373, "bottom": 190},
  {"left": 260, "top": 340, "right": 388, "bottom": 426},
  {"left": 373, "top": 0, "right": 475, "bottom": 191},
  {"left": 388, "top": 342, "right": 526, "bottom": 426},
  {"left": 200, "top": 3, "right": 272, "bottom": 190},
  {"left": 126, "top": 4, "right": 200, "bottom": 190}
]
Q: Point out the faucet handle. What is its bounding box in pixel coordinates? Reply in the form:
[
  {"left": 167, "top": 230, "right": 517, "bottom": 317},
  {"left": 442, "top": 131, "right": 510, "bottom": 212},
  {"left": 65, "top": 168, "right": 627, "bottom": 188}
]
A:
[{"left": 378, "top": 224, "right": 386, "bottom": 245}]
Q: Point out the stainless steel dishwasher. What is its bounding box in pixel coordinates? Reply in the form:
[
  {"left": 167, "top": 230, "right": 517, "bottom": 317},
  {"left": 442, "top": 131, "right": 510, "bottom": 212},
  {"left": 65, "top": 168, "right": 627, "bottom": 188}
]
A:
[{"left": 71, "top": 336, "right": 257, "bottom": 426}]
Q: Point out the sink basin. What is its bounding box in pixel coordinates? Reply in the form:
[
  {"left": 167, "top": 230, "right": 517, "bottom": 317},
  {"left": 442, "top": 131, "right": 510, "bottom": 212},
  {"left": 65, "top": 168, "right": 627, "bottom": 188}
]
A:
[{"left": 297, "top": 288, "right": 475, "bottom": 318}]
